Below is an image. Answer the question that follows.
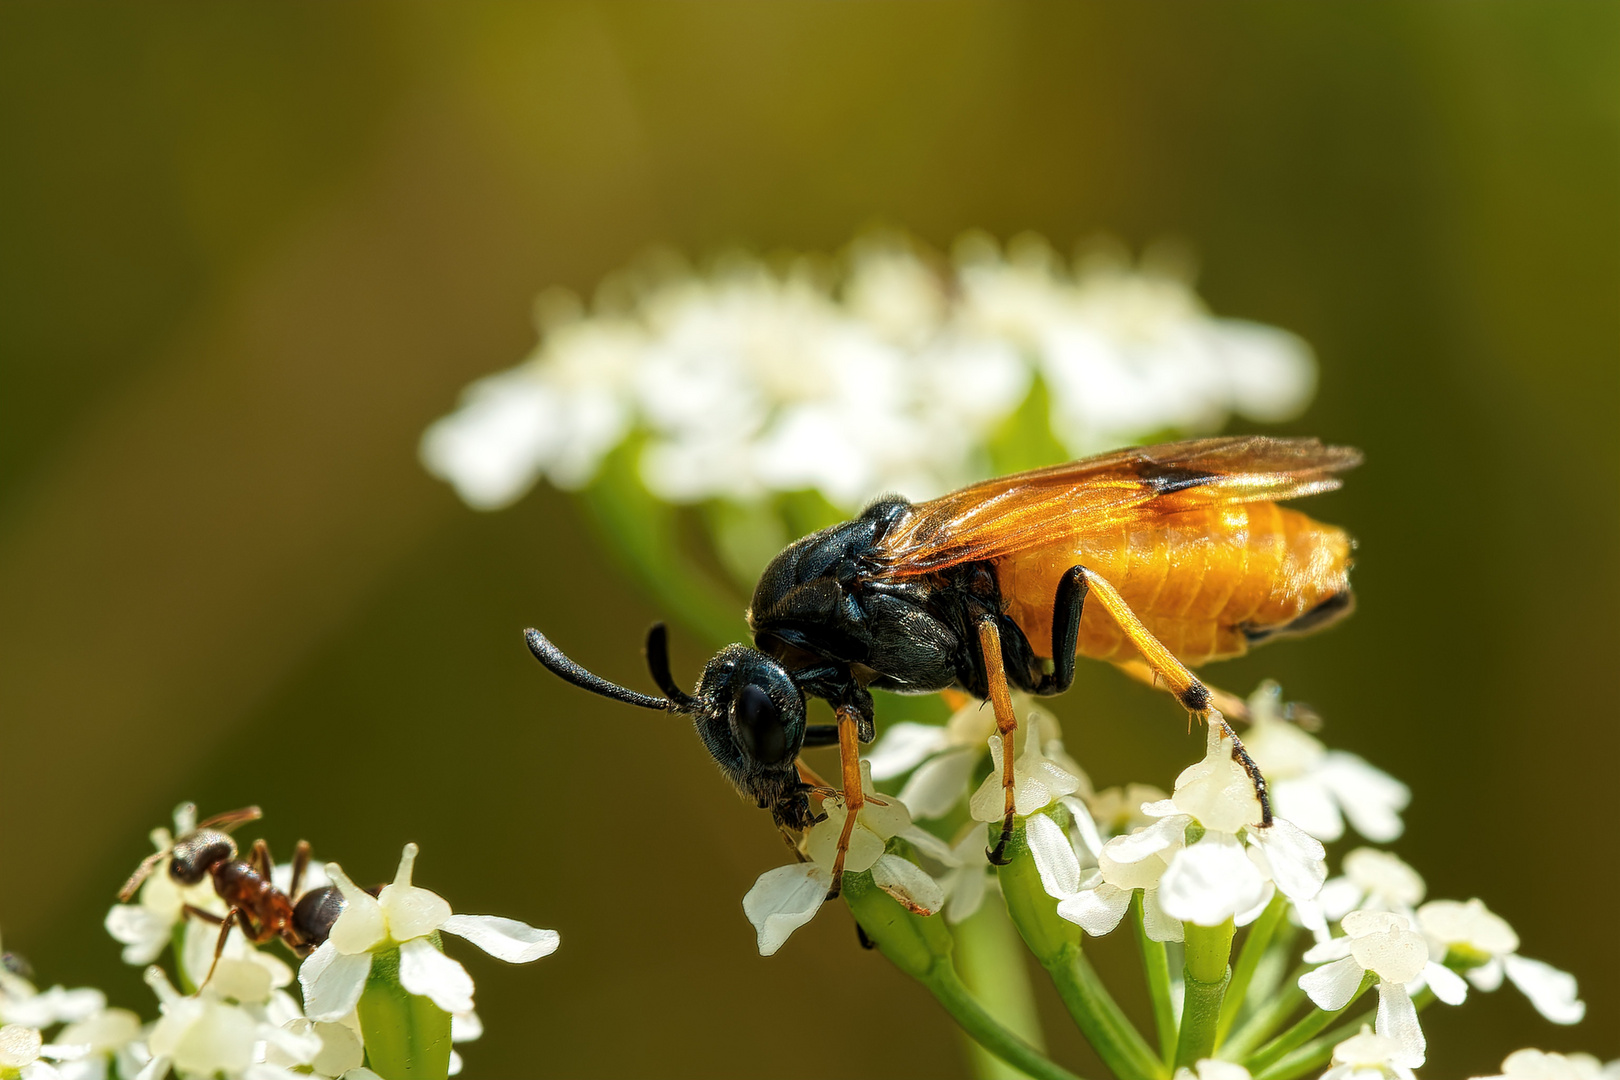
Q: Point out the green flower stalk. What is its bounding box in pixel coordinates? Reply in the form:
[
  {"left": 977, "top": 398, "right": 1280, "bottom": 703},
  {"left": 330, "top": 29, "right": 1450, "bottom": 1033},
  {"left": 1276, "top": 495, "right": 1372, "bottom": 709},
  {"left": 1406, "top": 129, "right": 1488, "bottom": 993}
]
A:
[{"left": 357, "top": 945, "right": 454, "bottom": 1080}]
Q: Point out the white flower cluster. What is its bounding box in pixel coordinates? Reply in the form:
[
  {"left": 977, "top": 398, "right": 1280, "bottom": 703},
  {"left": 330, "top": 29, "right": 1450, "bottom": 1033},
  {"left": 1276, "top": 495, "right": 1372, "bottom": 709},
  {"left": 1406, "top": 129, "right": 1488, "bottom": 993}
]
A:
[
  {"left": 71, "top": 803, "right": 562, "bottom": 1079},
  {"left": 421, "top": 233, "right": 1317, "bottom": 512}
]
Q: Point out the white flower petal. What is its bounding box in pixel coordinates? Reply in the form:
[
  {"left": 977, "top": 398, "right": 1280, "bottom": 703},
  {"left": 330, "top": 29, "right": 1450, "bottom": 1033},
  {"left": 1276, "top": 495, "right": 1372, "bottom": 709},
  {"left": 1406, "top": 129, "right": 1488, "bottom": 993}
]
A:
[
  {"left": 397, "top": 939, "right": 475, "bottom": 1016},
  {"left": 297, "top": 944, "right": 372, "bottom": 1022},
  {"left": 440, "top": 915, "right": 560, "bottom": 964},
  {"left": 1319, "top": 754, "right": 1410, "bottom": 843},
  {"left": 865, "top": 723, "right": 952, "bottom": 780},
  {"left": 1142, "top": 887, "right": 1184, "bottom": 943},
  {"left": 1374, "top": 982, "right": 1425, "bottom": 1068},
  {"left": 1303, "top": 935, "right": 1355, "bottom": 964},
  {"left": 742, "top": 864, "right": 831, "bottom": 957},
  {"left": 871, "top": 855, "right": 945, "bottom": 915},
  {"left": 324, "top": 865, "right": 386, "bottom": 956},
  {"left": 943, "top": 864, "right": 989, "bottom": 925},
  {"left": 895, "top": 824, "right": 959, "bottom": 866},
  {"left": 1466, "top": 957, "right": 1505, "bottom": 992},
  {"left": 1247, "top": 818, "right": 1326, "bottom": 901},
  {"left": 1502, "top": 954, "right": 1585, "bottom": 1025},
  {"left": 1056, "top": 883, "right": 1131, "bottom": 937},
  {"left": 103, "top": 907, "right": 171, "bottom": 966},
  {"left": 1270, "top": 776, "right": 1345, "bottom": 843},
  {"left": 1026, "top": 813, "right": 1081, "bottom": 898},
  {"left": 1420, "top": 961, "right": 1469, "bottom": 1006},
  {"left": 1300, "top": 956, "right": 1366, "bottom": 1012},
  {"left": 1060, "top": 796, "right": 1106, "bottom": 860},
  {"left": 897, "top": 748, "right": 981, "bottom": 819},
  {"left": 1159, "top": 836, "right": 1268, "bottom": 926}
]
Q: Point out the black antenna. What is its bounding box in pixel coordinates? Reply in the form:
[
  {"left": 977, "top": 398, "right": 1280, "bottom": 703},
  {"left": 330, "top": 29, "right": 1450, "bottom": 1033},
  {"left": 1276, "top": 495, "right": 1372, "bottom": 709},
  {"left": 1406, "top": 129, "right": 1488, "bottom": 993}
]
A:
[
  {"left": 524, "top": 628, "right": 672, "bottom": 711},
  {"left": 643, "top": 623, "right": 698, "bottom": 710}
]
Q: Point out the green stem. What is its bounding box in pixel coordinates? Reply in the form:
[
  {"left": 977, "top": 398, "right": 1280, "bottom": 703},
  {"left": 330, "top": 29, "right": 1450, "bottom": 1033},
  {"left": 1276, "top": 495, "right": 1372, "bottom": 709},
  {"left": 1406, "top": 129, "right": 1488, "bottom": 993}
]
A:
[
  {"left": 1174, "top": 919, "right": 1235, "bottom": 1069},
  {"left": 1050, "top": 952, "right": 1168, "bottom": 1080},
  {"left": 1216, "top": 893, "right": 1287, "bottom": 1046},
  {"left": 925, "top": 963, "right": 1090, "bottom": 1080},
  {"left": 1218, "top": 965, "right": 1308, "bottom": 1060},
  {"left": 992, "top": 823, "right": 1164, "bottom": 1080},
  {"left": 1245, "top": 973, "right": 1374, "bottom": 1074},
  {"left": 841, "top": 872, "right": 1084, "bottom": 1080},
  {"left": 356, "top": 945, "right": 453, "bottom": 1080},
  {"left": 953, "top": 901, "right": 1047, "bottom": 1080},
  {"left": 1251, "top": 987, "right": 1435, "bottom": 1080},
  {"left": 1131, "top": 892, "right": 1177, "bottom": 1065}
]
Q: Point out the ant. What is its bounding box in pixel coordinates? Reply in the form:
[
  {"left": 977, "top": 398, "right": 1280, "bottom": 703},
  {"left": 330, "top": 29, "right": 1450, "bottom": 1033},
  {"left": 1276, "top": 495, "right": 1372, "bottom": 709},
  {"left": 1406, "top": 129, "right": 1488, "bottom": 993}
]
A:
[{"left": 118, "top": 806, "right": 345, "bottom": 985}]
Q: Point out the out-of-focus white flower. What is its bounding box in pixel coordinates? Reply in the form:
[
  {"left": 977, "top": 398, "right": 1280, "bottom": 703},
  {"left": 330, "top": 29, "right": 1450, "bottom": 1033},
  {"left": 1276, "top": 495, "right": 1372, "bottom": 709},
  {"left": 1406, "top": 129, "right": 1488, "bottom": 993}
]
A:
[
  {"left": 1318, "top": 848, "right": 1426, "bottom": 924},
  {"left": 1300, "top": 910, "right": 1454, "bottom": 1069},
  {"left": 137, "top": 966, "right": 317, "bottom": 1080},
  {"left": 52, "top": 1008, "right": 141, "bottom": 1080},
  {"left": 0, "top": 1023, "right": 86, "bottom": 1080},
  {"left": 104, "top": 804, "right": 225, "bottom": 966},
  {"left": 422, "top": 233, "right": 1319, "bottom": 513},
  {"left": 1470, "top": 1049, "right": 1619, "bottom": 1080},
  {"left": 869, "top": 693, "right": 1088, "bottom": 821},
  {"left": 0, "top": 982, "right": 105, "bottom": 1031},
  {"left": 935, "top": 826, "right": 996, "bottom": 925},
  {"left": 743, "top": 763, "right": 954, "bottom": 955},
  {"left": 1240, "top": 682, "right": 1409, "bottom": 844},
  {"left": 1416, "top": 899, "right": 1584, "bottom": 1025},
  {"left": 1322, "top": 1025, "right": 1419, "bottom": 1080},
  {"left": 298, "top": 845, "right": 559, "bottom": 1022},
  {"left": 1171, "top": 1060, "right": 1252, "bottom": 1080},
  {"left": 1082, "top": 783, "right": 1169, "bottom": 840}
]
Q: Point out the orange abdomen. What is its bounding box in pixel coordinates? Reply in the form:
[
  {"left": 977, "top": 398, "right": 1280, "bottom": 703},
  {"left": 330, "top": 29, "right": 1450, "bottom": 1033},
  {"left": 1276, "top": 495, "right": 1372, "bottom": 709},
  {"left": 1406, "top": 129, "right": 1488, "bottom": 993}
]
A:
[{"left": 995, "top": 503, "right": 1353, "bottom": 667}]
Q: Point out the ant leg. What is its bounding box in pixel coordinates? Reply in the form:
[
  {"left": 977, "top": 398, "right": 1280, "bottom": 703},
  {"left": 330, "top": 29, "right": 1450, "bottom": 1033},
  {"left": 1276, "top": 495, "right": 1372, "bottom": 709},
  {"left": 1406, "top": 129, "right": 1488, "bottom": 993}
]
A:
[
  {"left": 1067, "top": 566, "right": 1273, "bottom": 826},
  {"left": 976, "top": 616, "right": 1021, "bottom": 865},
  {"left": 288, "top": 841, "right": 312, "bottom": 898},
  {"left": 248, "top": 839, "right": 274, "bottom": 880},
  {"left": 824, "top": 702, "right": 867, "bottom": 901},
  {"left": 181, "top": 903, "right": 225, "bottom": 926},
  {"left": 199, "top": 908, "right": 242, "bottom": 990}
]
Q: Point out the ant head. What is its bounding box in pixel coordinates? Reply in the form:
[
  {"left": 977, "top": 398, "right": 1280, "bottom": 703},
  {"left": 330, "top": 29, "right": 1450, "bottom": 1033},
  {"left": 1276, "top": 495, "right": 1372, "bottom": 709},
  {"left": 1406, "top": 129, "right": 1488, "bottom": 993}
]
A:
[
  {"left": 525, "top": 625, "right": 814, "bottom": 828},
  {"left": 117, "top": 805, "right": 261, "bottom": 901}
]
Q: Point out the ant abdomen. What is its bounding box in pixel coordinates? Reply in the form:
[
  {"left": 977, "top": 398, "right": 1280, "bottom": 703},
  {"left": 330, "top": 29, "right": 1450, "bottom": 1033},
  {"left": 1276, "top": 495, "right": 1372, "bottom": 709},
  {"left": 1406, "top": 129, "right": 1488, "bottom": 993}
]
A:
[{"left": 291, "top": 885, "right": 346, "bottom": 949}]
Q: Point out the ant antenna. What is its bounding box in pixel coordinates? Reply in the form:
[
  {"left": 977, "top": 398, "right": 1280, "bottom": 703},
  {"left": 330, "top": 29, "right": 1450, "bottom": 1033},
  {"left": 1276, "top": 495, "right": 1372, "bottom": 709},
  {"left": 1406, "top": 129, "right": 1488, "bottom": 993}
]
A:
[
  {"left": 643, "top": 624, "right": 697, "bottom": 710},
  {"left": 524, "top": 628, "right": 673, "bottom": 711},
  {"left": 118, "top": 849, "right": 168, "bottom": 902},
  {"left": 197, "top": 806, "right": 262, "bottom": 833}
]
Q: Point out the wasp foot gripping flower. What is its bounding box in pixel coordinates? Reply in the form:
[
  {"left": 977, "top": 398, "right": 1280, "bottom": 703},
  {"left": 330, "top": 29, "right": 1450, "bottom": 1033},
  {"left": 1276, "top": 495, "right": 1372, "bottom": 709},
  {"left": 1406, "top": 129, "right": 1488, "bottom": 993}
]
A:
[
  {"left": 743, "top": 763, "right": 954, "bottom": 955},
  {"left": 1470, "top": 1049, "right": 1620, "bottom": 1079},
  {"left": 1415, "top": 898, "right": 1585, "bottom": 1024},
  {"left": 1239, "top": 681, "right": 1410, "bottom": 844},
  {"left": 298, "top": 844, "right": 559, "bottom": 1022}
]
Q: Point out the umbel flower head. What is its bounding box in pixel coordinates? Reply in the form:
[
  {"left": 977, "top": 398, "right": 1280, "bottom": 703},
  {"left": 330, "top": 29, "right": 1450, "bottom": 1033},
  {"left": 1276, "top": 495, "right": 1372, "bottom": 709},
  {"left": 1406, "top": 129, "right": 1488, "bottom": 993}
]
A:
[
  {"left": 421, "top": 232, "right": 1317, "bottom": 514},
  {"left": 299, "top": 844, "right": 559, "bottom": 1021}
]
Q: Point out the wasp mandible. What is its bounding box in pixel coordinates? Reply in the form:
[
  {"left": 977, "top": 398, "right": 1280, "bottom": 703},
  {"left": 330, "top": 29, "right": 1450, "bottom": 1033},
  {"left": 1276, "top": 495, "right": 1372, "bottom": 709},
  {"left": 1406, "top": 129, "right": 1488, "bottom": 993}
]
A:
[{"left": 527, "top": 436, "right": 1360, "bottom": 895}]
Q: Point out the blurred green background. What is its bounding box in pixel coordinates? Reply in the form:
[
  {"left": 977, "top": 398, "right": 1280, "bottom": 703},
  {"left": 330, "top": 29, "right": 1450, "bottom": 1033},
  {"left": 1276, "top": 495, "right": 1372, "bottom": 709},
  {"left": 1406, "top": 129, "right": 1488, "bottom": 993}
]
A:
[{"left": 1, "top": 4, "right": 1615, "bottom": 1076}]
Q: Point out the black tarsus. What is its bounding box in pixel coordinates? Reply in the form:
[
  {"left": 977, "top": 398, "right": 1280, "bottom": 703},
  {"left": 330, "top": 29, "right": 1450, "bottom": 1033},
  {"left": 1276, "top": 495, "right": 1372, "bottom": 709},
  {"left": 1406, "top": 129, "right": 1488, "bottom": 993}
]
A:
[
  {"left": 1033, "top": 565, "right": 1090, "bottom": 695},
  {"left": 524, "top": 628, "right": 672, "bottom": 711}
]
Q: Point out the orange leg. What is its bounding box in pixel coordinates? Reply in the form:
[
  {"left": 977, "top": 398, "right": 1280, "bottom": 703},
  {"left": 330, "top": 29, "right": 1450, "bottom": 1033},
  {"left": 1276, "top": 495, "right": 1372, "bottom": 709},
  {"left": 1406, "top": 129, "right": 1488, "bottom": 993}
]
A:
[
  {"left": 1114, "top": 658, "right": 1323, "bottom": 732},
  {"left": 1076, "top": 567, "right": 1273, "bottom": 826},
  {"left": 824, "top": 702, "right": 867, "bottom": 900},
  {"left": 977, "top": 618, "right": 1021, "bottom": 865}
]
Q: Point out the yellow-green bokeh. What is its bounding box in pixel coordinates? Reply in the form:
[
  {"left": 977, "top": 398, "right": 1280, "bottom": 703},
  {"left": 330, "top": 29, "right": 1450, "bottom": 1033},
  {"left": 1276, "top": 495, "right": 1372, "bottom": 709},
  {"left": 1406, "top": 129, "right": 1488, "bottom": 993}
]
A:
[{"left": 0, "top": 5, "right": 1614, "bottom": 1076}]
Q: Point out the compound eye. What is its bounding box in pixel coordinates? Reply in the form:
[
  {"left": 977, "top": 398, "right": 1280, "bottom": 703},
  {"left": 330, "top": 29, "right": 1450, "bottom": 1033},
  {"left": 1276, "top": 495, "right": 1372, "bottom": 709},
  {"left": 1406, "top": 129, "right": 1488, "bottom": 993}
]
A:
[{"left": 733, "top": 683, "right": 788, "bottom": 764}]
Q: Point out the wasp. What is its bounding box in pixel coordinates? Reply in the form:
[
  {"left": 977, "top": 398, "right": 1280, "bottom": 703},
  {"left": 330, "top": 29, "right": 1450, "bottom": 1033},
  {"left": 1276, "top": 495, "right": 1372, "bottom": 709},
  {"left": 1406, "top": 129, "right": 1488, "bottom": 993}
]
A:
[
  {"left": 118, "top": 807, "right": 346, "bottom": 980},
  {"left": 527, "top": 436, "right": 1359, "bottom": 894}
]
